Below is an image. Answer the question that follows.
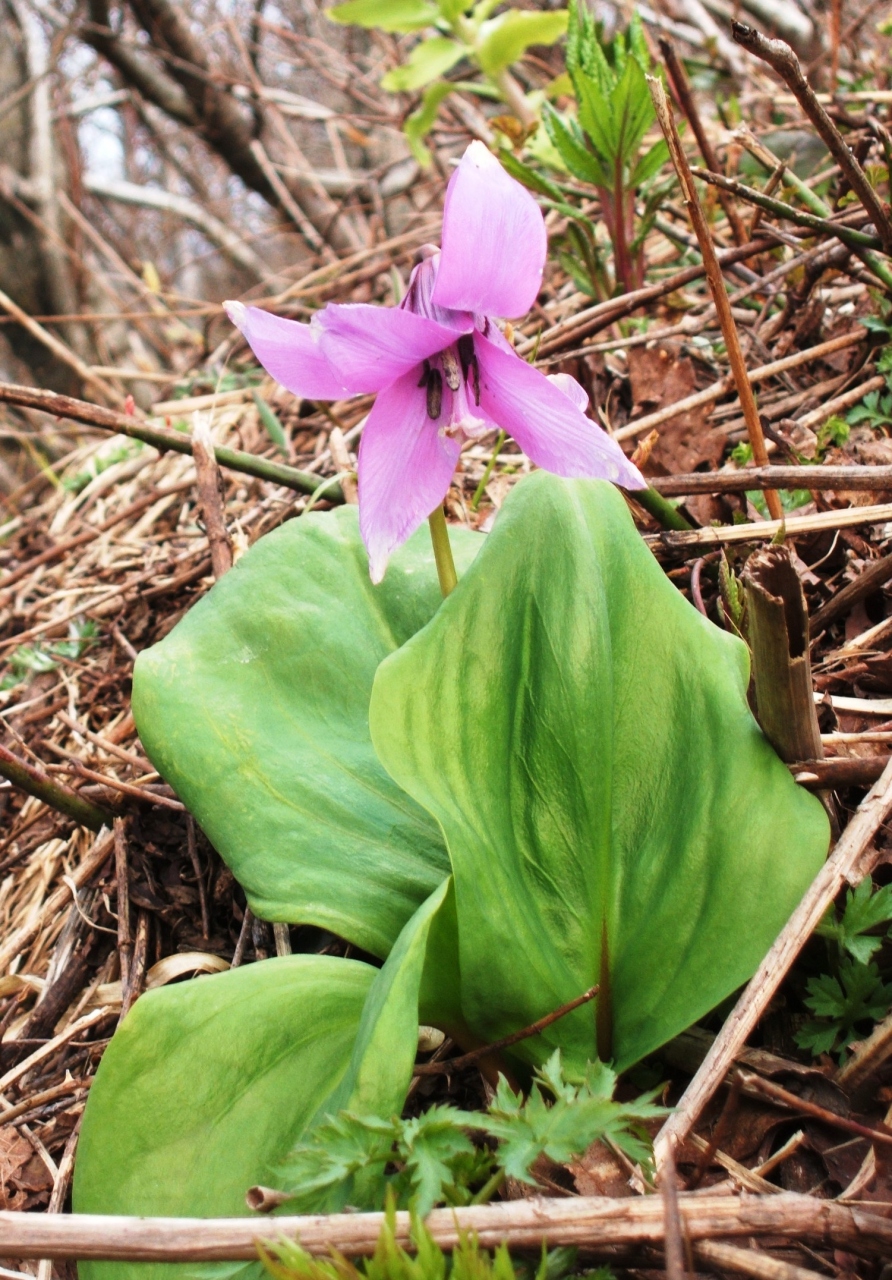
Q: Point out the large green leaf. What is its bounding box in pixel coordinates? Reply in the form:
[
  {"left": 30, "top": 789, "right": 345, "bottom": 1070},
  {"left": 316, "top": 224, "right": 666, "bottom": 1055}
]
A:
[
  {"left": 327, "top": 0, "right": 439, "bottom": 33},
  {"left": 75, "top": 883, "right": 456, "bottom": 1280},
  {"left": 477, "top": 11, "right": 568, "bottom": 78},
  {"left": 380, "top": 37, "right": 465, "bottom": 92},
  {"left": 370, "top": 475, "right": 829, "bottom": 1071},
  {"left": 133, "top": 509, "right": 481, "bottom": 958},
  {"left": 74, "top": 956, "right": 375, "bottom": 1280}
]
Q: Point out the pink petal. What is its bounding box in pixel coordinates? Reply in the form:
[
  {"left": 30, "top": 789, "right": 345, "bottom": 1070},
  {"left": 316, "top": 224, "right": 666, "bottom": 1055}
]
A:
[
  {"left": 432, "top": 142, "right": 547, "bottom": 319},
  {"left": 224, "top": 301, "right": 349, "bottom": 401},
  {"left": 357, "top": 370, "right": 462, "bottom": 583},
  {"left": 474, "top": 333, "right": 646, "bottom": 488},
  {"left": 547, "top": 372, "right": 590, "bottom": 414},
  {"left": 317, "top": 304, "right": 466, "bottom": 394}
]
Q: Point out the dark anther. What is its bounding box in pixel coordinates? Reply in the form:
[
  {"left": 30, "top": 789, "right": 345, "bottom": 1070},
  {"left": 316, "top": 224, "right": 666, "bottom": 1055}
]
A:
[
  {"left": 458, "top": 335, "right": 481, "bottom": 405},
  {"left": 426, "top": 367, "right": 443, "bottom": 419},
  {"left": 417, "top": 359, "right": 431, "bottom": 388}
]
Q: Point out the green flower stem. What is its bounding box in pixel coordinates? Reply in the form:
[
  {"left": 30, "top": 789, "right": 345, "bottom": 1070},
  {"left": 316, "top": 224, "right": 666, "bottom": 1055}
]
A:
[
  {"left": 470, "top": 1167, "right": 506, "bottom": 1205},
  {"left": 428, "top": 506, "right": 458, "bottom": 598},
  {"left": 633, "top": 486, "right": 695, "bottom": 532},
  {"left": 471, "top": 431, "right": 506, "bottom": 511}
]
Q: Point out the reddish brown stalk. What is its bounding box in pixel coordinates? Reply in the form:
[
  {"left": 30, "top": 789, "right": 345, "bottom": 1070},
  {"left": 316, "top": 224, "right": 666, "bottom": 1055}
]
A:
[
  {"left": 648, "top": 76, "right": 783, "bottom": 520},
  {"left": 659, "top": 38, "right": 748, "bottom": 246},
  {"left": 0, "top": 742, "right": 113, "bottom": 831},
  {"left": 413, "top": 986, "right": 599, "bottom": 1075}
]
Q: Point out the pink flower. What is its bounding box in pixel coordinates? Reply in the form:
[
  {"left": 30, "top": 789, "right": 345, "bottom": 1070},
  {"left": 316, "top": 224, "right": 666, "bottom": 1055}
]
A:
[{"left": 226, "top": 142, "right": 644, "bottom": 582}]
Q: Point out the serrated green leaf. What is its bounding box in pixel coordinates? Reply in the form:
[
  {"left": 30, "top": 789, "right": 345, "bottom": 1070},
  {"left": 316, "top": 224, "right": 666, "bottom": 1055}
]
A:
[
  {"left": 497, "top": 151, "right": 565, "bottom": 201},
  {"left": 327, "top": 0, "right": 439, "bottom": 33},
  {"left": 370, "top": 474, "right": 829, "bottom": 1072},
  {"left": 381, "top": 37, "right": 465, "bottom": 92},
  {"left": 630, "top": 137, "right": 669, "bottom": 187},
  {"left": 133, "top": 510, "right": 482, "bottom": 959},
  {"left": 477, "top": 11, "right": 568, "bottom": 78},
  {"left": 542, "top": 105, "right": 606, "bottom": 186}
]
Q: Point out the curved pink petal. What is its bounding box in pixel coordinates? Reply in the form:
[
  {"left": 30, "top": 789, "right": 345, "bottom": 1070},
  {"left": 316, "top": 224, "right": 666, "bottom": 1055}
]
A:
[
  {"left": 474, "top": 333, "right": 646, "bottom": 489},
  {"left": 317, "top": 303, "right": 466, "bottom": 394},
  {"left": 224, "top": 301, "right": 349, "bottom": 401},
  {"left": 547, "top": 372, "right": 590, "bottom": 414},
  {"left": 357, "top": 370, "right": 462, "bottom": 583},
  {"left": 432, "top": 142, "right": 547, "bottom": 319}
]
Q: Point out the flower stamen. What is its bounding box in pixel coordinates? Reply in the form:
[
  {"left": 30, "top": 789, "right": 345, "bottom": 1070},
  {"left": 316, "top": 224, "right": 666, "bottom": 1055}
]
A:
[
  {"left": 425, "top": 366, "right": 443, "bottom": 420},
  {"left": 457, "top": 334, "right": 480, "bottom": 406}
]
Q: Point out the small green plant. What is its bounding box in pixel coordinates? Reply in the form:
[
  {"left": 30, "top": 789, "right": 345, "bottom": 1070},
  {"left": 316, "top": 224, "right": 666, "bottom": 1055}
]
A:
[
  {"left": 846, "top": 388, "right": 892, "bottom": 431},
  {"left": 796, "top": 880, "right": 892, "bottom": 1059},
  {"left": 327, "top": 1, "right": 568, "bottom": 166},
  {"left": 1, "top": 620, "right": 98, "bottom": 692},
  {"left": 259, "top": 1197, "right": 601, "bottom": 1280},
  {"left": 62, "top": 441, "right": 145, "bottom": 495},
  {"left": 278, "top": 1052, "right": 665, "bottom": 1216},
  {"left": 816, "top": 879, "right": 892, "bottom": 965},
  {"left": 796, "top": 958, "right": 892, "bottom": 1059},
  {"left": 533, "top": 4, "right": 669, "bottom": 294}
]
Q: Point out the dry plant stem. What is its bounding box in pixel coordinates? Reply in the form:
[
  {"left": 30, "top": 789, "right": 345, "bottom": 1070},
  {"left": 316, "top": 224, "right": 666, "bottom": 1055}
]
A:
[
  {"left": 2, "top": 1193, "right": 891, "bottom": 1261},
  {"left": 125, "top": 912, "right": 150, "bottom": 1015},
  {"left": 0, "top": 383, "right": 345, "bottom": 504},
  {"left": 0, "top": 1080, "right": 90, "bottom": 1129},
  {"left": 731, "top": 23, "right": 892, "bottom": 254},
  {"left": 651, "top": 464, "right": 892, "bottom": 496},
  {"left": 836, "top": 1005, "right": 892, "bottom": 1090},
  {"left": 36, "top": 1115, "right": 84, "bottom": 1280},
  {"left": 192, "top": 417, "right": 233, "bottom": 579},
  {"left": 738, "top": 1070, "right": 892, "bottom": 1147},
  {"left": 659, "top": 38, "right": 747, "bottom": 246},
  {"left": 614, "top": 323, "right": 865, "bottom": 443},
  {"left": 524, "top": 238, "right": 779, "bottom": 358},
  {"left": 810, "top": 551, "right": 892, "bottom": 633},
  {"left": 790, "top": 757, "right": 890, "bottom": 790},
  {"left": 0, "top": 1009, "right": 109, "bottom": 1096},
  {"left": 187, "top": 816, "right": 210, "bottom": 942},
  {"left": 413, "top": 986, "right": 598, "bottom": 1075},
  {"left": 643, "top": 502, "right": 892, "bottom": 551},
  {"left": 658, "top": 1140, "right": 687, "bottom": 1280},
  {"left": 328, "top": 427, "right": 358, "bottom": 504},
  {"left": 648, "top": 77, "right": 782, "bottom": 518},
  {"left": 0, "top": 480, "right": 194, "bottom": 595},
  {"left": 743, "top": 547, "right": 823, "bottom": 763},
  {"left": 0, "top": 828, "right": 113, "bottom": 974},
  {"left": 0, "top": 290, "right": 123, "bottom": 407},
  {"left": 114, "top": 818, "right": 133, "bottom": 1008},
  {"left": 693, "top": 1240, "right": 821, "bottom": 1280},
  {"left": 654, "top": 754, "right": 892, "bottom": 1168},
  {"left": 0, "top": 742, "right": 113, "bottom": 831}
]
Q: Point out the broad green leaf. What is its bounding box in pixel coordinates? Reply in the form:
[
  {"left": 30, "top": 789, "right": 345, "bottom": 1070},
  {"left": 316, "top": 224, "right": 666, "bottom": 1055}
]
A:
[
  {"left": 327, "top": 0, "right": 439, "bottom": 33},
  {"left": 405, "top": 81, "right": 454, "bottom": 166},
  {"left": 76, "top": 886, "right": 457, "bottom": 1278},
  {"left": 74, "top": 956, "right": 375, "bottom": 1280},
  {"left": 381, "top": 37, "right": 465, "bottom": 92},
  {"left": 133, "top": 508, "right": 482, "bottom": 958},
  {"left": 477, "top": 11, "right": 568, "bottom": 78},
  {"left": 437, "top": 0, "right": 470, "bottom": 21},
  {"left": 370, "top": 474, "right": 829, "bottom": 1072}
]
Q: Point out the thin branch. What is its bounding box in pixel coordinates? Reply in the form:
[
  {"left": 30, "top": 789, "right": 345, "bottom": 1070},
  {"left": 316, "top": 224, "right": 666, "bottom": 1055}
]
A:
[
  {"left": 655, "top": 756, "right": 892, "bottom": 1168},
  {"left": 0, "top": 1192, "right": 888, "bottom": 1260},
  {"left": 0, "top": 383, "right": 344, "bottom": 503},
  {"left": 413, "top": 986, "right": 599, "bottom": 1075},
  {"left": 648, "top": 76, "right": 782, "bottom": 518},
  {"left": 0, "top": 742, "right": 114, "bottom": 831},
  {"left": 731, "top": 22, "right": 892, "bottom": 253}
]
